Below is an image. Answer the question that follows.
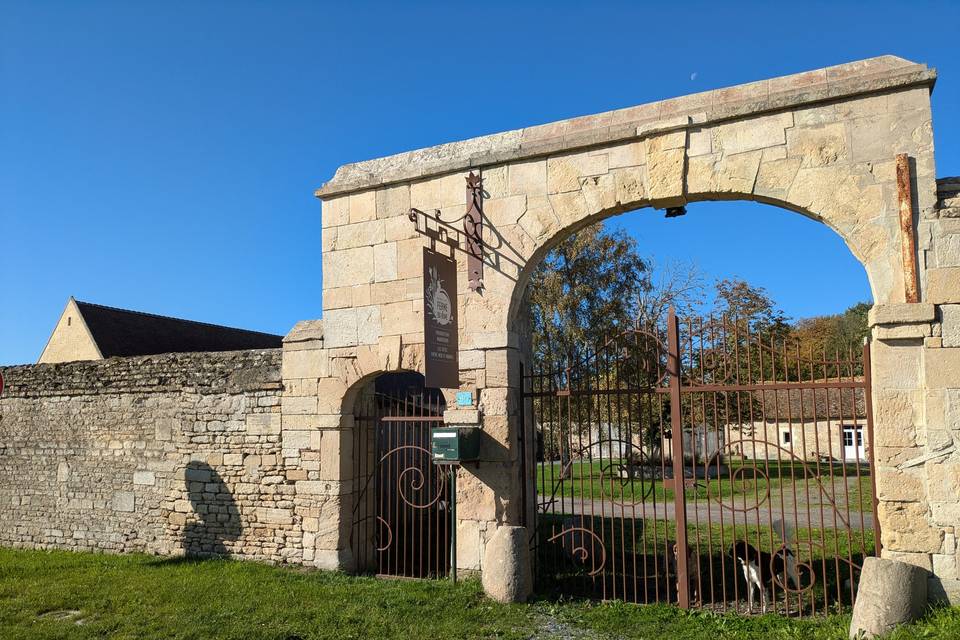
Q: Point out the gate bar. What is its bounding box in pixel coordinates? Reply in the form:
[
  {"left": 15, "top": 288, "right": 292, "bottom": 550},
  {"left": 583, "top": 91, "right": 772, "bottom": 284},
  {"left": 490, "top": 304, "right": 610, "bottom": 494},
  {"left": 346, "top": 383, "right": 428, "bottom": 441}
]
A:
[{"left": 667, "top": 308, "right": 690, "bottom": 609}]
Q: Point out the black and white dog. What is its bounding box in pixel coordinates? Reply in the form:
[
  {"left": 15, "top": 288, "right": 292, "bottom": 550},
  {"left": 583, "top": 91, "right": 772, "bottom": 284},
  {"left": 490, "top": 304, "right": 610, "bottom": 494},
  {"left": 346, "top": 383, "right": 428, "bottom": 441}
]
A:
[{"left": 728, "top": 540, "right": 800, "bottom": 610}]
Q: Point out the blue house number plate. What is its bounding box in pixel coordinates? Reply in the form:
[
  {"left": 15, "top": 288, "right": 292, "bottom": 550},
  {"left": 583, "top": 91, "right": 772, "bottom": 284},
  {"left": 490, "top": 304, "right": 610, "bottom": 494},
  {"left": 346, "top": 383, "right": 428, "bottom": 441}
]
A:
[{"left": 456, "top": 391, "right": 474, "bottom": 407}]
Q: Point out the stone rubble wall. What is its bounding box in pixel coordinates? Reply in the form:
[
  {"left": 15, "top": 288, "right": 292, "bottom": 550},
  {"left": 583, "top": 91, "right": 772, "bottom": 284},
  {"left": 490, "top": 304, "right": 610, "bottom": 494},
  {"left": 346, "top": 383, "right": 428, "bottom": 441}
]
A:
[{"left": 0, "top": 349, "right": 307, "bottom": 564}]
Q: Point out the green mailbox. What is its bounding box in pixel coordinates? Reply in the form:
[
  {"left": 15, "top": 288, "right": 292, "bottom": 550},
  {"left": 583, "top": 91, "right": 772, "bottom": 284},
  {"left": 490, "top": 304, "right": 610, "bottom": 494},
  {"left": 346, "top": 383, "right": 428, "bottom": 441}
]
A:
[{"left": 431, "top": 427, "right": 480, "bottom": 463}]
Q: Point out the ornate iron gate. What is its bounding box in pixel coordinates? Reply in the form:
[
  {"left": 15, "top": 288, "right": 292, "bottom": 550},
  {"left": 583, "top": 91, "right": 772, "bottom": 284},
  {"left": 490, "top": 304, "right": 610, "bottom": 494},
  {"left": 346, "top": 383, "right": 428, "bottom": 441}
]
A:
[
  {"left": 523, "top": 310, "right": 878, "bottom": 615},
  {"left": 351, "top": 387, "right": 450, "bottom": 578}
]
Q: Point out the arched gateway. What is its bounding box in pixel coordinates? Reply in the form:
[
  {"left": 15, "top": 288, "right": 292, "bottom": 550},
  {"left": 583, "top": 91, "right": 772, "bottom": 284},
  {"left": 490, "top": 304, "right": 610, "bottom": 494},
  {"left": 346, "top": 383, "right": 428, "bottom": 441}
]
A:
[{"left": 284, "top": 56, "right": 959, "bottom": 606}]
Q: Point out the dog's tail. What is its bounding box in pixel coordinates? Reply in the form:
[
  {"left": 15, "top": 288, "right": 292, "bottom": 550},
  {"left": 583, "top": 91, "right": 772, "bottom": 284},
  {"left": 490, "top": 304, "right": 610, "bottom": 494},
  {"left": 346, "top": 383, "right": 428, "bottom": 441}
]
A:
[{"left": 773, "top": 519, "right": 800, "bottom": 589}]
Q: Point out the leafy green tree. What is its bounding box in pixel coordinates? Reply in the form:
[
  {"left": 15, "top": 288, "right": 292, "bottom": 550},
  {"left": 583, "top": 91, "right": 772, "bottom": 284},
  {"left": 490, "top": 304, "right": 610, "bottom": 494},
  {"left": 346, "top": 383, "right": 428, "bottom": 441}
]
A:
[{"left": 528, "top": 223, "right": 650, "bottom": 370}]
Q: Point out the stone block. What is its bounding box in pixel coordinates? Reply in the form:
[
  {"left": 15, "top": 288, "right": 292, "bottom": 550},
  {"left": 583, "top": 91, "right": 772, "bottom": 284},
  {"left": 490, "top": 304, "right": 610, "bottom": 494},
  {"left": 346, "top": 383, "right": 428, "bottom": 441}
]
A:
[
  {"left": 332, "top": 219, "right": 384, "bottom": 250},
  {"left": 348, "top": 190, "right": 376, "bottom": 223},
  {"left": 133, "top": 470, "right": 156, "bottom": 486},
  {"left": 223, "top": 453, "right": 244, "bottom": 466},
  {"left": 373, "top": 242, "right": 398, "bottom": 282},
  {"left": 356, "top": 306, "right": 382, "bottom": 346},
  {"left": 876, "top": 324, "right": 930, "bottom": 341},
  {"left": 924, "top": 347, "right": 960, "bottom": 390},
  {"left": 754, "top": 156, "right": 801, "bottom": 201},
  {"left": 378, "top": 334, "right": 402, "bottom": 371},
  {"left": 296, "top": 480, "right": 348, "bottom": 496},
  {"left": 482, "top": 526, "right": 532, "bottom": 603},
  {"left": 283, "top": 430, "right": 312, "bottom": 450},
  {"left": 246, "top": 413, "right": 281, "bottom": 435},
  {"left": 868, "top": 303, "right": 936, "bottom": 326},
  {"left": 940, "top": 304, "right": 960, "bottom": 347},
  {"left": 321, "top": 197, "right": 350, "bottom": 227},
  {"left": 257, "top": 507, "right": 293, "bottom": 525},
  {"left": 926, "top": 461, "right": 960, "bottom": 503},
  {"left": 873, "top": 390, "right": 919, "bottom": 447},
  {"left": 375, "top": 184, "right": 410, "bottom": 219},
  {"left": 786, "top": 122, "right": 848, "bottom": 168},
  {"left": 508, "top": 160, "right": 547, "bottom": 196},
  {"left": 321, "top": 308, "right": 359, "bottom": 348},
  {"left": 644, "top": 137, "right": 686, "bottom": 207},
  {"left": 282, "top": 396, "right": 318, "bottom": 415},
  {"left": 282, "top": 349, "right": 329, "bottom": 381},
  {"left": 871, "top": 340, "right": 922, "bottom": 390},
  {"left": 459, "top": 350, "right": 485, "bottom": 370},
  {"left": 849, "top": 557, "right": 928, "bottom": 639},
  {"left": 185, "top": 467, "right": 211, "bottom": 482},
  {"left": 927, "top": 268, "right": 960, "bottom": 304},
  {"left": 876, "top": 468, "right": 924, "bottom": 501},
  {"left": 456, "top": 518, "right": 485, "bottom": 571},
  {"left": 879, "top": 501, "right": 944, "bottom": 554},
  {"left": 314, "top": 549, "right": 352, "bottom": 572},
  {"left": 113, "top": 492, "right": 135, "bottom": 513},
  {"left": 712, "top": 112, "right": 792, "bottom": 155},
  {"left": 444, "top": 409, "right": 481, "bottom": 425},
  {"left": 322, "top": 246, "right": 375, "bottom": 289},
  {"left": 155, "top": 418, "right": 177, "bottom": 441}
]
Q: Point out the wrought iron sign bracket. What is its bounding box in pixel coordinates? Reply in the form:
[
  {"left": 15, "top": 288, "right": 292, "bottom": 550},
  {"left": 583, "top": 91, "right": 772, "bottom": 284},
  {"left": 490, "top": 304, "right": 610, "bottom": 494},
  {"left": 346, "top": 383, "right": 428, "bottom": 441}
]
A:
[{"left": 408, "top": 172, "right": 485, "bottom": 292}]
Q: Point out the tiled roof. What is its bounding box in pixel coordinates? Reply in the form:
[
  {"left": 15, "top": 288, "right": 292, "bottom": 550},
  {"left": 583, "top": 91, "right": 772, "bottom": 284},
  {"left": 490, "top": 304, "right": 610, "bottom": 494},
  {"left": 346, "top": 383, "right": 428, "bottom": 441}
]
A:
[{"left": 75, "top": 300, "right": 282, "bottom": 357}]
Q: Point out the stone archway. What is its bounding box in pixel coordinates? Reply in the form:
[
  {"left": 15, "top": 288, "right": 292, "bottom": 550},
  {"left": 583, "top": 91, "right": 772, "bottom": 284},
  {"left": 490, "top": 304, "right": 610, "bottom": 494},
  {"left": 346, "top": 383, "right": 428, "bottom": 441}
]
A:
[{"left": 294, "top": 55, "right": 959, "bottom": 602}]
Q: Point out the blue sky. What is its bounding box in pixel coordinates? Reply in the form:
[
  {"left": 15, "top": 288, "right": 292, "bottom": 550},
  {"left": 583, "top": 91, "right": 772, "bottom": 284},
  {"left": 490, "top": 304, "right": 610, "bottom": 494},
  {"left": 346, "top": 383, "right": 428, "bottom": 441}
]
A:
[{"left": 2, "top": 1, "right": 959, "bottom": 365}]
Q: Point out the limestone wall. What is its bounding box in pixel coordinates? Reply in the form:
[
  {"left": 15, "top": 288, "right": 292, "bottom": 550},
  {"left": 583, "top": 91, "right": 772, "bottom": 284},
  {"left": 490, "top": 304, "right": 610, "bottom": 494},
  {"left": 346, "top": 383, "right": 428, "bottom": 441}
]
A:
[
  {"left": 0, "top": 349, "right": 307, "bottom": 564},
  {"left": 866, "top": 176, "right": 960, "bottom": 602}
]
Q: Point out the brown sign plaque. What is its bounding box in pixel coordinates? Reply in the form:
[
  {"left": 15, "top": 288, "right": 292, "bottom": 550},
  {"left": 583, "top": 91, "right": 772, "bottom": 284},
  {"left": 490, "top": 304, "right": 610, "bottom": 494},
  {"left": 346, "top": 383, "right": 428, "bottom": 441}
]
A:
[{"left": 423, "top": 247, "right": 459, "bottom": 389}]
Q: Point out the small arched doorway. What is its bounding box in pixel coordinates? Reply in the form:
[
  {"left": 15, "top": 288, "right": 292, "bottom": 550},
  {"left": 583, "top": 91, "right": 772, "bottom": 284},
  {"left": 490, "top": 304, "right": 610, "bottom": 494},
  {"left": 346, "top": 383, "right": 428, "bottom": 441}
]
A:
[{"left": 349, "top": 372, "right": 450, "bottom": 578}]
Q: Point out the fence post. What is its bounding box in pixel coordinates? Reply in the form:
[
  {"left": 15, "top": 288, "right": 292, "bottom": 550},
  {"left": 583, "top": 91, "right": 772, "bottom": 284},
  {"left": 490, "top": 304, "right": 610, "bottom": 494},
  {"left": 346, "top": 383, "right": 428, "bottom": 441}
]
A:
[{"left": 668, "top": 307, "right": 690, "bottom": 609}]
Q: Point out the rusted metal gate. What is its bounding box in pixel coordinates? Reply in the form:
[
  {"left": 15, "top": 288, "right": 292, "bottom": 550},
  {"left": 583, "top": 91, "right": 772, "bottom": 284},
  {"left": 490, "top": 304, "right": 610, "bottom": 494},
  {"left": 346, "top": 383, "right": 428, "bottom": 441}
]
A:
[
  {"left": 351, "top": 386, "right": 450, "bottom": 578},
  {"left": 522, "top": 310, "right": 878, "bottom": 615}
]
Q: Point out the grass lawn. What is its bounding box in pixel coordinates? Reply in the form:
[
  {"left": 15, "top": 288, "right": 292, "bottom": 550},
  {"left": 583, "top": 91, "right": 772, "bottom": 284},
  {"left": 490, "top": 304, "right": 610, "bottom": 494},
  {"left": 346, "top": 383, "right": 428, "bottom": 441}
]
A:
[
  {"left": 1, "top": 548, "right": 958, "bottom": 639},
  {"left": 537, "top": 459, "right": 874, "bottom": 512}
]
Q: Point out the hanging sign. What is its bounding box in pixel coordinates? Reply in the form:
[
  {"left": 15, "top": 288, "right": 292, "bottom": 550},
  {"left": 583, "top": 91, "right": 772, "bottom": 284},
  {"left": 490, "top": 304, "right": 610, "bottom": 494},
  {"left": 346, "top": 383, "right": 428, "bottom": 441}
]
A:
[{"left": 423, "top": 247, "right": 459, "bottom": 389}]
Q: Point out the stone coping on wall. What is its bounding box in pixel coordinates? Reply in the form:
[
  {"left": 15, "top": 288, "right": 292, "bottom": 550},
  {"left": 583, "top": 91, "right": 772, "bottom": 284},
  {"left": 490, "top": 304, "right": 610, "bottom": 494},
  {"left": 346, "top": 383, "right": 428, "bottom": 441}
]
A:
[
  {"left": 316, "top": 55, "right": 936, "bottom": 199},
  {"left": 0, "top": 348, "right": 282, "bottom": 397}
]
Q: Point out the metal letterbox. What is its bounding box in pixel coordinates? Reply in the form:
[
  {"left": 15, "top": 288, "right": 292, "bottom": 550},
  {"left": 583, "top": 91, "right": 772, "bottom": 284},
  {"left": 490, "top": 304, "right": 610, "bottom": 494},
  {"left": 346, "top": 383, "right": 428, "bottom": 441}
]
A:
[{"left": 431, "top": 427, "right": 480, "bottom": 463}]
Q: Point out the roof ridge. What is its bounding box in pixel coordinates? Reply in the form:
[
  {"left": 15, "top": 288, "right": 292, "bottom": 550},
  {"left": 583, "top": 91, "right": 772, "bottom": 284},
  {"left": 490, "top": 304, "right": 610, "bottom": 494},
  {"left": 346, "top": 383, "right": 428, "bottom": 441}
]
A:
[{"left": 73, "top": 300, "right": 282, "bottom": 338}]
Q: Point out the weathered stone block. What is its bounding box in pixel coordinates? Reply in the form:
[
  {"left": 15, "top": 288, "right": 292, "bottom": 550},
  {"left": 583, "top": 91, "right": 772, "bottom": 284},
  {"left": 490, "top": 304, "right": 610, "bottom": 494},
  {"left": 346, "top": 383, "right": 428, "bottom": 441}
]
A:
[
  {"left": 373, "top": 242, "right": 398, "bottom": 282},
  {"left": 348, "top": 191, "right": 376, "bottom": 224},
  {"left": 869, "top": 303, "right": 936, "bottom": 326},
  {"left": 322, "top": 247, "right": 375, "bottom": 289},
  {"left": 924, "top": 347, "right": 960, "bottom": 390},
  {"left": 849, "top": 557, "right": 928, "bottom": 639},
  {"left": 482, "top": 526, "right": 532, "bottom": 603},
  {"left": 113, "top": 492, "right": 135, "bottom": 513},
  {"left": 246, "top": 413, "right": 281, "bottom": 435},
  {"left": 282, "top": 396, "right": 318, "bottom": 416},
  {"left": 940, "top": 305, "right": 960, "bottom": 347},
  {"left": 282, "top": 349, "right": 329, "bottom": 381},
  {"left": 133, "top": 470, "right": 155, "bottom": 486},
  {"left": 927, "top": 268, "right": 960, "bottom": 304}
]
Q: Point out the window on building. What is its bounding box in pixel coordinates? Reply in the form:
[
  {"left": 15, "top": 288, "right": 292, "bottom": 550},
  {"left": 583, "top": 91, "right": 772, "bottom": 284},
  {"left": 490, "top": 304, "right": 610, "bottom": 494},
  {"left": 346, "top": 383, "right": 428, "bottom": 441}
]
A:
[{"left": 782, "top": 431, "right": 791, "bottom": 444}]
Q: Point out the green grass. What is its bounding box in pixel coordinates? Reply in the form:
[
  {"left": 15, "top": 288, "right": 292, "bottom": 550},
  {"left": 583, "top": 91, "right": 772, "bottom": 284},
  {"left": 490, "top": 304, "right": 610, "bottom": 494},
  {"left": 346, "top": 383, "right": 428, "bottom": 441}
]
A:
[
  {"left": 537, "top": 459, "right": 873, "bottom": 512},
  {"left": 1, "top": 547, "right": 959, "bottom": 640}
]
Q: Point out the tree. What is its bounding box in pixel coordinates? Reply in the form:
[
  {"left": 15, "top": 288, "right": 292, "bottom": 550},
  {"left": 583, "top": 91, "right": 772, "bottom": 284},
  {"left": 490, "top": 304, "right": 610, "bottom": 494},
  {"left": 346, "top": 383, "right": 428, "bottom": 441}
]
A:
[
  {"left": 528, "top": 223, "right": 649, "bottom": 370},
  {"left": 790, "top": 302, "right": 870, "bottom": 377},
  {"left": 713, "top": 278, "right": 790, "bottom": 336}
]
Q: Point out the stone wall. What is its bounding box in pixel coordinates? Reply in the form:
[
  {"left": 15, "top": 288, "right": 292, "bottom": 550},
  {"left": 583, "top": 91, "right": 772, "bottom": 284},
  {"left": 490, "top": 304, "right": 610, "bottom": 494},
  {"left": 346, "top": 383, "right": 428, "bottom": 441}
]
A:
[
  {"left": 865, "top": 176, "right": 960, "bottom": 602},
  {"left": 0, "top": 349, "right": 306, "bottom": 564}
]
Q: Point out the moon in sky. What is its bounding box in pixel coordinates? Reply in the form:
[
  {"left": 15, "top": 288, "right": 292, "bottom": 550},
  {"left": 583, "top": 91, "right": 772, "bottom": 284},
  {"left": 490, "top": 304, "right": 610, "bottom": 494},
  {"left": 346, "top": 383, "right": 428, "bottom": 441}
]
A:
[{"left": 690, "top": 72, "right": 698, "bottom": 81}]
